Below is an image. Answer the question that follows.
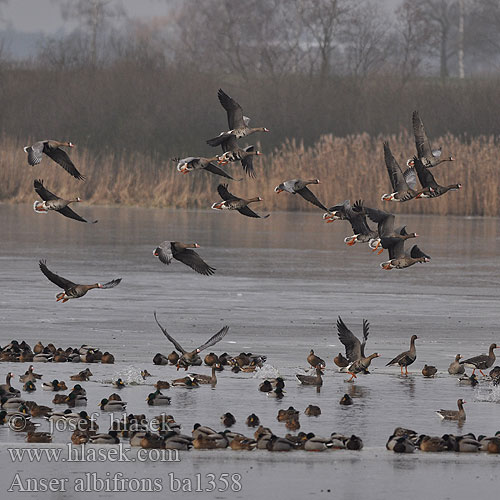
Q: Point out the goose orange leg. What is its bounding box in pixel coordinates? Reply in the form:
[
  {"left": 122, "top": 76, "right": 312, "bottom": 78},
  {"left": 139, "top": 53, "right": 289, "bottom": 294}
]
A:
[
  {"left": 400, "top": 365, "right": 404, "bottom": 376},
  {"left": 347, "top": 372, "right": 357, "bottom": 382},
  {"left": 371, "top": 241, "right": 381, "bottom": 252},
  {"left": 405, "top": 366, "right": 408, "bottom": 376},
  {"left": 480, "top": 370, "right": 486, "bottom": 376}
]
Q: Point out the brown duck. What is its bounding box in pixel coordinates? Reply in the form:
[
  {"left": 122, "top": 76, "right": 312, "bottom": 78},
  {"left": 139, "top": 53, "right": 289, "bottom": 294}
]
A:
[
  {"left": 307, "top": 350, "right": 325, "bottom": 369},
  {"left": 212, "top": 184, "right": 269, "bottom": 218},
  {"left": 39, "top": 260, "right": 121, "bottom": 302},
  {"left": 24, "top": 140, "right": 84, "bottom": 180}
]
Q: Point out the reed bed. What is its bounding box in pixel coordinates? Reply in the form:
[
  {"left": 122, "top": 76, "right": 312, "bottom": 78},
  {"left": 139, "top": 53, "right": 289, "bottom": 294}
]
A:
[{"left": 0, "top": 133, "right": 498, "bottom": 216}]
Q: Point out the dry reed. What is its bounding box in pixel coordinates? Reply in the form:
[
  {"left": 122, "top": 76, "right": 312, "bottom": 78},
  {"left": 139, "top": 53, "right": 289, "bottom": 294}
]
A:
[{"left": 1, "top": 133, "right": 498, "bottom": 216}]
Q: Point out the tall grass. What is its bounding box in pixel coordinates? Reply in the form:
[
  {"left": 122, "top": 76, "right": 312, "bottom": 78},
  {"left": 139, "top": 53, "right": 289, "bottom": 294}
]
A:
[{"left": 1, "top": 133, "right": 497, "bottom": 216}]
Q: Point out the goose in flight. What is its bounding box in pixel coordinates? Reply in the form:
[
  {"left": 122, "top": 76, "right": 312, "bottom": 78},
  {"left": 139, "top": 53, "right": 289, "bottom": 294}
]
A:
[
  {"left": 274, "top": 179, "right": 327, "bottom": 211},
  {"left": 153, "top": 242, "right": 215, "bottom": 276},
  {"left": 413, "top": 156, "right": 462, "bottom": 198},
  {"left": 39, "top": 260, "right": 121, "bottom": 302},
  {"left": 174, "top": 156, "right": 237, "bottom": 180},
  {"left": 212, "top": 184, "right": 269, "bottom": 218},
  {"left": 24, "top": 140, "right": 84, "bottom": 180}
]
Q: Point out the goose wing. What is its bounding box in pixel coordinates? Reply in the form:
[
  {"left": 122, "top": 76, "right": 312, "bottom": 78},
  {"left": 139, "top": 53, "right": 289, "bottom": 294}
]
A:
[
  {"left": 153, "top": 312, "right": 186, "bottom": 354},
  {"left": 403, "top": 167, "right": 418, "bottom": 191},
  {"left": 348, "top": 200, "right": 373, "bottom": 235},
  {"left": 365, "top": 207, "right": 395, "bottom": 236},
  {"left": 34, "top": 179, "right": 59, "bottom": 201},
  {"left": 217, "top": 184, "right": 239, "bottom": 202},
  {"left": 43, "top": 144, "right": 85, "bottom": 180},
  {"left": 39, "top": 260, "right": 76, "bottom": 290},
  {"left": 336, "top": 316, "right": 362, "bottom": 362},
  {"left": 218, "top": 89, "right": 245, "bottom": 129},
  {"left": 408, "top": 245, "right": 430, "bottom": 260},
  {"left": 196, "top": 325, "right": 229, "bottom": 353},
  {"left": 412, "top": 111, "right": 433, "bottom": 160},
  {"left": 58, "top": 205, "right": 97, "bottom": 224},
  {"left": 413, "top": 157, "right": 439, "bottom": 189},
  {"left": 237, "top": 206, "right": 270, "bottom": 219},
  {"left": 361, "top": 320, "right": 370, "bottom": 358},
  {"left": 173, "top": 249, "right": 215, "bottom": 276},
  {"left": 296, "top": 187, "right": 327, "bottom": 211},
  {"left": 203, "top": 162, "right": 237, "bottom": 180},
  {"left": 241, "top": 146, "right": 256, "bottom": 178},
  {"left": 383, "top": 142, "right": 407, "bottom": 191},
  {"left": 100, "top": 279, "right": 121, "bottom": 289}
]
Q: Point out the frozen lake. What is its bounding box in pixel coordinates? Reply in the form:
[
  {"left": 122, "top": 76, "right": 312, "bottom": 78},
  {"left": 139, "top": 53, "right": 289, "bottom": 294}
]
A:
[{"left": 1, "top": 204, "right": 500, "bottom": 499}]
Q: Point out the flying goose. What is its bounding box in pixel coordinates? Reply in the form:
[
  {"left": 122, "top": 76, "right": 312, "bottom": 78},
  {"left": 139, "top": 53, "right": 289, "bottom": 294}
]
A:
[
  {"left": 33, "top": 180, "right": 97, "bottom": 223},
  {"left": 381, "top": 142, "right": 431, "bottom": 201},
  {"left": 216, "top": 135, "right": 262, "bottom": 178},
  {"left": 460, "top": 344, "right": 498, "bottom": 376},
  {"left": 153, "top": 312, "right": 229, "bottom": 370},
  {"left": 24, "top": 140, "right": 84, "bottom": 180},
  {"left": 38, "top": 260, "right": 121, "bottom": 302},
  {"left": 206, "top": 89, "right": 269, "bottom": 147},
  {"left": 274, "top": 179, "right": 327, "bottom": 211},
  {"left": 411, "top": 111, "right": 454, "bottom": 168},
  {"left": 436, "top": 399, "right": 466, "bottom": 421},
  {"left": 173, "top": 156, "right": 237, "bottom": 180},
  {"left": 153, "top": 241, "right": 215, "bottom": 276},
  {"left": 346, "top": 353, "right": 380, "bottom": 382},
  {"left": 413, "top": 156, "right": 462, "bottom": 198},
  {"left": 386, "top": 335, "right": 418, "bottom": 375},
  {"left": 364, "top": 207, "right": 417, "bottom": 254},
  {"left": 212, "top": 184, "right": 269, "bottom": 218},
  {"left": 324, "top": 200, "right": 380, "bottom": 248},
  {"left": 380, "top": 237, "right": 430, "bottom": 270}
]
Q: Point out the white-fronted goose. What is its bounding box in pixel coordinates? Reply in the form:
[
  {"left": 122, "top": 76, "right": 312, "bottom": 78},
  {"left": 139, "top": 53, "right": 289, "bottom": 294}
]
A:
[
  {"left": 413, "top": 156, "right": 461, "bottom": 198},
  {"left": 153, "top": 312, "right": 229, "bottom": 370},
  {"left": 296, "top": 366, "right": 323, "bottom": 386},
  {"left": 33, "top": 180, "right": 97, "bottom": 223},
  {"left": 24, "top": 140, "right": 84, "bottom": 180},
  {"left": 337, "top": 316, "right": 370, "bottom": 365},
  {"left": 448, "top": 354, "right": 465, "bottom": 375},
  {"left": 39, "top": 260, "right": 121, "bottom": 302},
  {"left": 189, "top": 365, "right": 218, "bottom": 385},
  {"left": 274, "top": 179, "right": 327, "bottom": 211},
  {"left": 212, "top": 184, "right": 269, "bottom": 218},
  {"left": 381, "top": 142, "right": 431, "bottom": 202},
  {"left": 412, "top": 111, "right": 454, "bottom": 168},
  {"left": 324, "top": 200, "right": 380, "bottom": 247},
  {"left": 460, "top": 344, "right": 498, "bottom": 376},
  {"left": 365, "top": 207, "right": 418, "bottom": 254},
  {"left": 153, "top": 241, "right": 215, "bottom": 276},
  {"left": 174, "top": 156, "right": 237, "bottom": 180},
  {"left": 346, "top": 354, "right": 380, "bottom": 382},
  {"left": 206, "top": 89, "right": 269, "bottom": 147},
  {"left": 436, "top": 399, "right": 466, "bottom": 421},
  {"left": 216, "top": 135, "right": 261, "bottom": 178},
  {"left": 386, "top": 335, "right": 418, "bottom": 375},
  {"left": 380, "top": 236, "right": 430, "bottom": 270}
]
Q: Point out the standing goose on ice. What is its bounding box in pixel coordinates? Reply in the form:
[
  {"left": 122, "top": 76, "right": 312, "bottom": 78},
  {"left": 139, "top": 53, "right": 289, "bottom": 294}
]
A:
[
  {"left": 386, "top": 335, "right": 418, "bottom": 375},
  {"left": 274, "top": 179, "right": 327, "bottom": 211},
  {"left": 381, "top": 142, "right": 431, "bottom": 202},
  {"left": 206, "top": 88, "right": 269, "bottom": 147},
  {"left": 173, "top": 156, "right": 237, "bottom": 180},
  {"left": 24, "top": 140, "right": 84, "bottom": 180},
  {"left": 411, "top": 111, "right": 454, "bottom": 168},
  {"left": 212, "top": 184, "right": 269, "bottom": 218},
  {"left": 460, "top": 344, "right": 498, "bottom": 376},
  {"left": 153, "top": 312, "right": 229, "bottom": 369},
  {"left": 39, "top": 260, "right": 121, "bottom": 302},
  {"left": 153, "top": 242, "right": 215, "bottom": 276},
  {"left": 33, "top": 180, "right": 97, "bottom": 223}
]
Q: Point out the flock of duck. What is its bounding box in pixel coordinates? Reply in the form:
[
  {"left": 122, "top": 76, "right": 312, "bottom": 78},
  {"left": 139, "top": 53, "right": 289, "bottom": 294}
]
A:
[{"left": 2, "top": 89, "right": 495, "bottom": 454}]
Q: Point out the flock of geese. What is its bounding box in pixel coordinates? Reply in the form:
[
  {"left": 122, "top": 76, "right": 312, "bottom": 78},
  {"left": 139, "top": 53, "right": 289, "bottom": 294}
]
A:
[{"left": 2, "top": 89, "right": 494, "bottom": 454}]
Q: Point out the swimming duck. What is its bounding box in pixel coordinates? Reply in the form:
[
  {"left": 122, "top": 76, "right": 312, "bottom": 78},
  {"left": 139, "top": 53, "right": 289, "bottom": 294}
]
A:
[
  {"left": 339, "top": 394, "right": 353, "bottom": 406},
  {"left": 89, "top": 431, "right": 120, "bottom": 445},
  {"left": 39, "top": 260, "right": 121, "bottom": 302},
  {"left": 71, "top": 430, "right": 93, "bottom": 444},
  {"left": 147, "top": 391, "right": 171, "bottom": 406},
  {"left": 26, "top": 431, "right": 52, "bottom": 443},
  {"left": 386, "top": 335, "right": 418, "bottom": 375},
  {"left": 141, "top": 370, "right": 152, "bottom": 379},
  {"left": 274, "top": 179, "right": 327, "bottom": 211},
  {"left": 211, "top": 184, "right": 269, "bottom": 218},
  {"left": 65, "top": 392, "right": 87, "bottom": 408},
  {"left": 285, "top": 416, "right": 300, "bottom": 431},
  {"left": 448, "top": 354, "right": 465, "bottom": 375},
  {"left": 307, "top": 350, "right": 325, "bottom": 369},
  {"left": 99, "top": 398, "right": 127, "bottom": 412},
  {"left": 154, "top": 313, "right": 229, "bottom": 369},
  {"left": 52, "top": 394, "right": 69, "bottom": 404},
  {"left": 153, "top": 353, "right": 168, "bottom": 365},
  {"left": 23, "top": 381, "right": 36, "bottom": 392},
  {"left": 1, "top": 397, "right": 25, "bottom": 410},
  {"left": 204, "top": 353, "right": 219, "bottom": 366},
  {"left": 460, "top": 344, "right": 498, "bottom": 376},
  {"left": 422, "top": 364, "right": 438, "bottom": 377},
  {"left": 153, "top": 241, "right": 215, "bottom": 276},
  {"left": 29, "top": 404, "right": 52, "bottom": 418},
  {"left": 267, "top": 387, "right": 285, "bottom": 399},
  {"left": 304, "top": 404, "right": 321, "bottom": 416},
  {"left": 246, "top": 413, "right": 260, "bottom": 427},
  {"left": 221, "top": 412, "right": 236, "bottom": 427},
  {"left": 155, "top": 381, "right": 171, "bottom": 390},
  {"left": 458, "top": 373, "right": 478, "bottom": 386},
  {"left": 277, "top": 407, "right": 299, "bottom": 422},
  {"left": 101, "top": 352, "right": 115, "bottom": 364},
  {"left": 436, "top": 399, "right": 466, "bottom": 421},
  {"left": 113, "top": 379, "right": 125, "bottom": 389},
  {"left": 171, "top": 376, "right": 199, "bottom": 388},
  {"left": 259, "top": 380, "right": 273, "bottom": 392},
  {"left": 42, "top": 380, "right": 67, "bottom": 391},
  {"left": 24, "top": 140, "right": 83, "bottom": 180}
]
